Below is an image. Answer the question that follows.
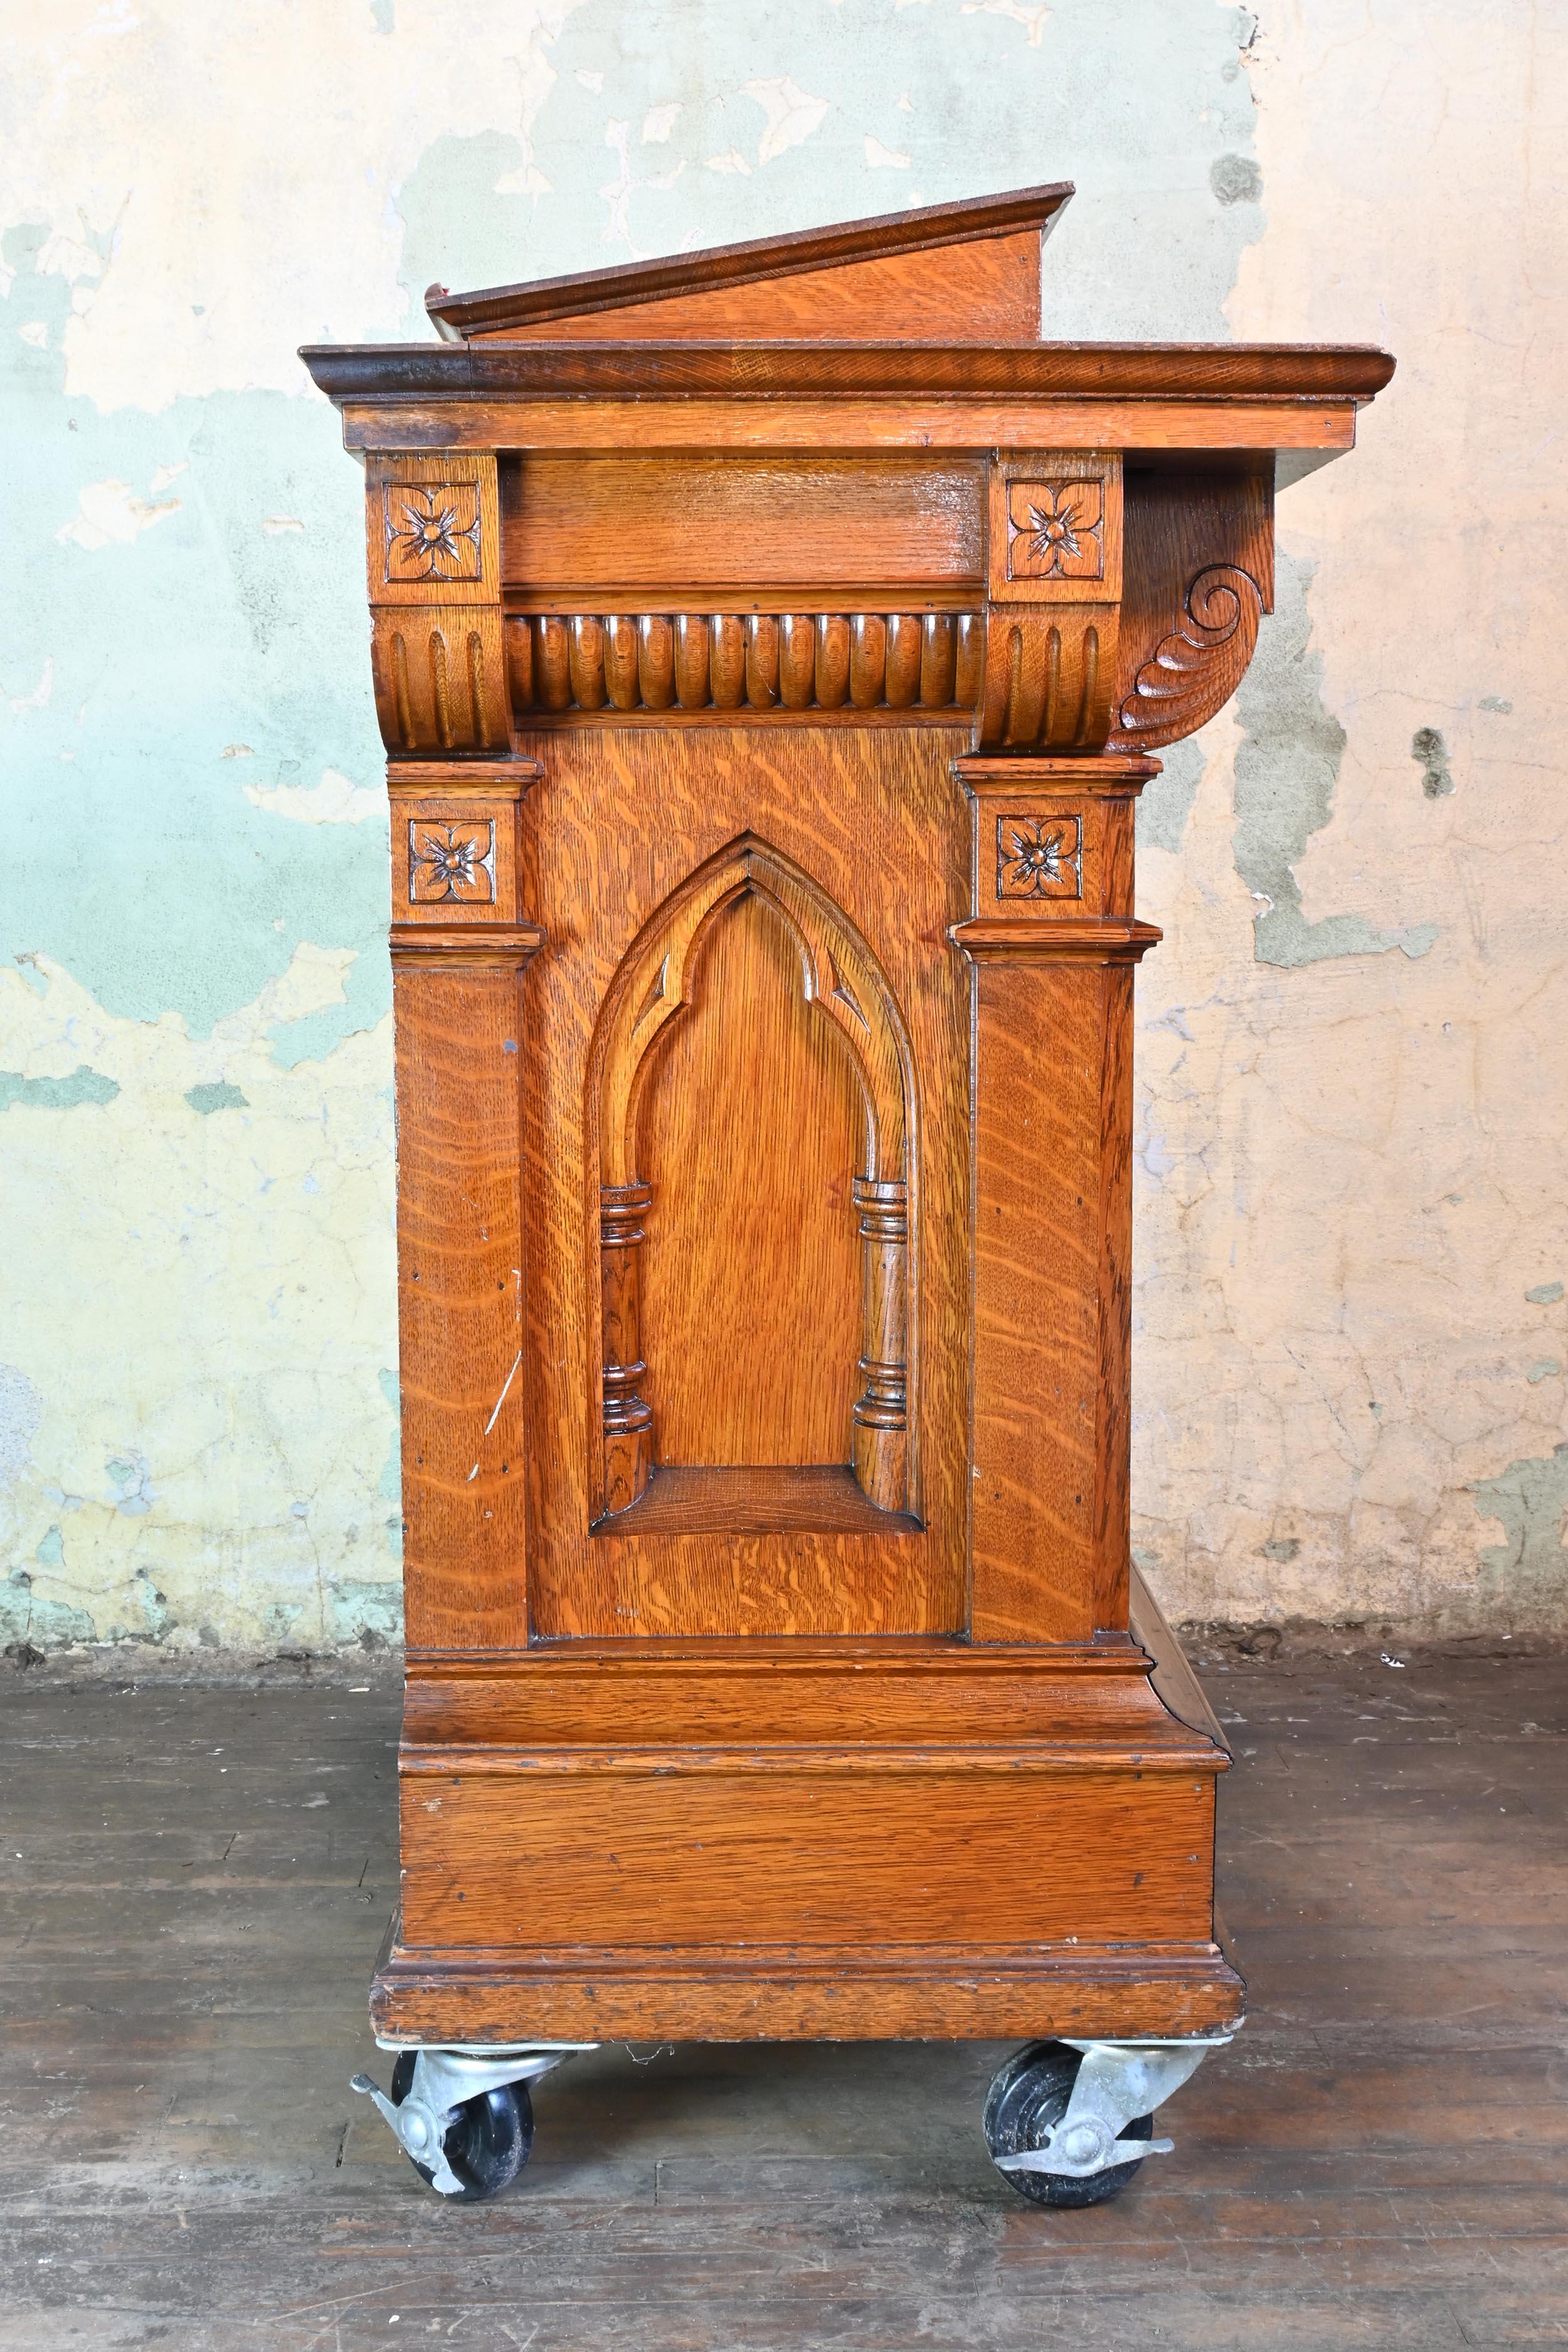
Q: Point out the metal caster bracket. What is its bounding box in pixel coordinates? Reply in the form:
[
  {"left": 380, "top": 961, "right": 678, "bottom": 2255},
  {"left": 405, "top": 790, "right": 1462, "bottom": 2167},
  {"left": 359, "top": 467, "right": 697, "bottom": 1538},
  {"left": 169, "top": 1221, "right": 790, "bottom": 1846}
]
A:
[
  {"left": 351, "top": 2041, "right": 598, "bottom": 2197},
  {"left": 990, "top": 2032, "right": 1236, "bottom": 2183}
]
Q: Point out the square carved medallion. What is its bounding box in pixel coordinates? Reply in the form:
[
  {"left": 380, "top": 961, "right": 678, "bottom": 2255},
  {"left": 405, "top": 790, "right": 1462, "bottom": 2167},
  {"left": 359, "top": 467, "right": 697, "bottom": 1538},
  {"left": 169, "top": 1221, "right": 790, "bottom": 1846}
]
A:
[
  {"left": 383, "top": 484, "right": 484, "bottom": 588},
  {"left": 1005, "top": 480, "right": 1104, "bottom": 585},
  {"left": 996, "top": 813, "right": 1083, "bottom": 901},
  {"left": 408, "top": 818, "right": 496, "bottom": 904}
]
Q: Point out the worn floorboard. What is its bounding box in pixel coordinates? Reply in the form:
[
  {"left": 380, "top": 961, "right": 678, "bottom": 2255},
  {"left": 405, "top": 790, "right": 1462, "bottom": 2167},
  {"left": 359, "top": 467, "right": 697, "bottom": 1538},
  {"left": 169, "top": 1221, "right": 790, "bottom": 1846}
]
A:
[{"left": 0, "top": 1649, "right": 1564, "bottom": 2348}]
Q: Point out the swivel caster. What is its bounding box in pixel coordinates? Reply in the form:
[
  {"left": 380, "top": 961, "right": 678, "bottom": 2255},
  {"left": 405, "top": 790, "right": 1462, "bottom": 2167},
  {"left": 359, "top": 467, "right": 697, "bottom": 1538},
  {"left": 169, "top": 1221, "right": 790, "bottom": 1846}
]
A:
[
  {"left": 983, "top": 2034, "right": 1232, "bottom": 2208},
  {"left": 389, "top": 2050, "right": 531, "bottom": 2200},
  {"left": 351, "top": 2041, "right": 595, "bottom": 2201}
]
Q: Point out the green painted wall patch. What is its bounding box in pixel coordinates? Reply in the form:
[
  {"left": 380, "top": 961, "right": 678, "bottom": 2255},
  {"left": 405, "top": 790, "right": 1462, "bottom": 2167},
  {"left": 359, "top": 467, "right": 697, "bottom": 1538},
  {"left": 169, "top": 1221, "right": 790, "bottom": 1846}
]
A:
[{"left": 0, "top": 1066, "right": 120, "bottom": 1112}]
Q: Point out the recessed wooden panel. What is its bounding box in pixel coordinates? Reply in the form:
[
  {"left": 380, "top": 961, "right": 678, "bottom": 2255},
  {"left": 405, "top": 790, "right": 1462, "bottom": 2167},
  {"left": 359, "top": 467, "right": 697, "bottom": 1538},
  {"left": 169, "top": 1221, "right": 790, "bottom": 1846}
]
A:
[
  {"left": 502, "top": 456, "right": 985, "bottom": 596},
  {"left": 599, "top": 1464, "right": 919, "bottom": 1537},
  {"left": 519, "top": 720, "right": 971, "bottom": 1639},
  {"left": 636, "top": 889, "right": 863, "bottom": 1468}
]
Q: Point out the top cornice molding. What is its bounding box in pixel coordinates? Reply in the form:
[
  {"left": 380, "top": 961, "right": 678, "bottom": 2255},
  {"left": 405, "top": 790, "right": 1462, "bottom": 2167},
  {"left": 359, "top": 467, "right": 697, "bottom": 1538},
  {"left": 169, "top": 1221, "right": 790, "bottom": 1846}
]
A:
[{"left": 299, "top": 339, "right": 1396, "bottom": 407}]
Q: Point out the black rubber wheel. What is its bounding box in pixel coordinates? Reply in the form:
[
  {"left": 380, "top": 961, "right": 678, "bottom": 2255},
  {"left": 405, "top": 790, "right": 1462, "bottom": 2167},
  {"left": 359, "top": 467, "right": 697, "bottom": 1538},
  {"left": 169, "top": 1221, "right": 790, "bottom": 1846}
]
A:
[
  {"left": 983, "top": 2040, "right": 1153, "bottom": 2208},
  {"left": 389, "top": 2052, "right": 534, "bottom": 2201}
]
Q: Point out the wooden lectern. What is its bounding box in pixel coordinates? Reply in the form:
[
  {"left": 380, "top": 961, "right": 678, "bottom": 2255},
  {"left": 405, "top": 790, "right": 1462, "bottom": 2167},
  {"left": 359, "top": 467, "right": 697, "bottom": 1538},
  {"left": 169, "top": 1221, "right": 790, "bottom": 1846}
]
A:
[{"left": 305, "top": 184, "right": 1392, "bottom": 2204}]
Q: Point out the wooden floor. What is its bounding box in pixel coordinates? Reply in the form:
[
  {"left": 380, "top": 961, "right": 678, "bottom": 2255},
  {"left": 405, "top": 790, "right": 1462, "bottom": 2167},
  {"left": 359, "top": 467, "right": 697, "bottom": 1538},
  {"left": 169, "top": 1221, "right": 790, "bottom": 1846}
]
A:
[{"left": 1, "top": 1643, "right": 1563, "bottom": 2349}]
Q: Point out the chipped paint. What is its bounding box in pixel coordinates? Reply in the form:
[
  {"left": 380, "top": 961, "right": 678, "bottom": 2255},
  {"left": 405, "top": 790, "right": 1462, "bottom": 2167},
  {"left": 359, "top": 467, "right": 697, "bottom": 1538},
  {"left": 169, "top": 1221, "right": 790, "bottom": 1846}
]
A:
[
  {"left": 2, "top": 0, "right": 1562, "bottom": 1646},
  {"left": 0, "top": 1067, "right": 120, "bottom": 1111},
  {"left": 1234, "top": 556, "right": 1438, "bottom": 968},
  {"left": 1129, "top": 0, "right": 1568, "bottom": 1633},
  {"left": 1471, "top": 1447, "right": 1568, "bottom": 1629},
  {"left": 0, "top": 952, "right": 395, "bottom": 1650}
]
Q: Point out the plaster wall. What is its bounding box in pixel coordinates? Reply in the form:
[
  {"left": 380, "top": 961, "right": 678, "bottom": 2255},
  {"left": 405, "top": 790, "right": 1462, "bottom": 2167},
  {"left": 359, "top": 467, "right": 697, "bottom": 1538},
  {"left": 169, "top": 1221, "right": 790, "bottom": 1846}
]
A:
[{"left": 1, "top": 0, "right": 1563, "bottom": 1651}]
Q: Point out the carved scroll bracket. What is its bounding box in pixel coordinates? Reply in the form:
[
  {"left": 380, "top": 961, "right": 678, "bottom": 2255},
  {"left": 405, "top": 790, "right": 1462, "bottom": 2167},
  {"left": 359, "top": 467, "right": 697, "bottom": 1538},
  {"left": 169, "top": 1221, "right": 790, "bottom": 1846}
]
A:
[
  {"left": 1108, "top": 465, "right": 1273, "bottom": 754},
  {"left": 1108, "top": 563, "right": 1264, "bottom": 753}
]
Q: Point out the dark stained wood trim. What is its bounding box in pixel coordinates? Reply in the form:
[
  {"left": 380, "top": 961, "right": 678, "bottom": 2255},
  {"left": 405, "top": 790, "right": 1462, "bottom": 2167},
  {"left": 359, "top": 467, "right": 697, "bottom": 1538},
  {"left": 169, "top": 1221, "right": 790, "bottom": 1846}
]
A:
[
  {"left": 300, "top": 339, "right": 1396, "bottom": 406},
  {"left": 407, "top": 1635, "right": 1148, "bottom": 1673},
  {"left": 424, "top": 182, "right": 1075, "bottom": 341}
]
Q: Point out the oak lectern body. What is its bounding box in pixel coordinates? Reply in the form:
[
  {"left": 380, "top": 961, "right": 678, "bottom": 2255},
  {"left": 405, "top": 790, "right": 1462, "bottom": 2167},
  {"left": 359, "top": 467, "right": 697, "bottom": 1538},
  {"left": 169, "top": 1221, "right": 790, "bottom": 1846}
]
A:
[{"left": 306, "top": 184, "right": 1391, "bottom": 2204}]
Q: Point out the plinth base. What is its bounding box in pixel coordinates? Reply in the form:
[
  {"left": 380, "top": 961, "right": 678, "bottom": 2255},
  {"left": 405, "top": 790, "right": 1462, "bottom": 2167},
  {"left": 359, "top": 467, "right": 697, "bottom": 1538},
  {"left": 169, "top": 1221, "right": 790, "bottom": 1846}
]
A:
[{"left": 376, "top": 1574, "right": 1243, "bottom": 2048}]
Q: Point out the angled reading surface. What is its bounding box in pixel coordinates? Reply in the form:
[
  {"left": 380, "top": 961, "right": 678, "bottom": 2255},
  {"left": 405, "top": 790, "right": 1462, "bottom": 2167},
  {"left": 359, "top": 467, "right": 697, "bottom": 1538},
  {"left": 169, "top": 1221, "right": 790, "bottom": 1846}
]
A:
[{"left": 425, "top": 181, "right": 1075, "bottom": 346}]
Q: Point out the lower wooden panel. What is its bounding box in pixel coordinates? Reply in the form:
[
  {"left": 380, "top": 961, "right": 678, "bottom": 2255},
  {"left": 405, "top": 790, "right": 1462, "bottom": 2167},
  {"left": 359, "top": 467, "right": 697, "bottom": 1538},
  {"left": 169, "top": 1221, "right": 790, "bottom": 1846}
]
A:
[
  {"left": 397, "top": 1752, "right": 1217, "bottom": 1951},
  {"left": 372, "top": 1942, "right": 1245, "bottom": 2043}
]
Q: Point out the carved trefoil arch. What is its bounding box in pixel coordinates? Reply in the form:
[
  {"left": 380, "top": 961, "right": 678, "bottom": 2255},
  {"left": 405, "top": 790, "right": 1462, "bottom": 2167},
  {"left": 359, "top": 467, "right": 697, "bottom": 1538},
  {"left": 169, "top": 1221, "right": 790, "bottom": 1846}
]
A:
[{"left": 587, "top": 835, "right": 919, "bottom": 1522}]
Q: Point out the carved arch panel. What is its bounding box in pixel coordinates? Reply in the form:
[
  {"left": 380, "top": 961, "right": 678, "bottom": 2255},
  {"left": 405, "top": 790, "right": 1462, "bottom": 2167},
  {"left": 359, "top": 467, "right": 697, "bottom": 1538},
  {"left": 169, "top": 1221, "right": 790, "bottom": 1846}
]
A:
[{"left": 586, "top": 835, "right": 918, "bottom": 1521}]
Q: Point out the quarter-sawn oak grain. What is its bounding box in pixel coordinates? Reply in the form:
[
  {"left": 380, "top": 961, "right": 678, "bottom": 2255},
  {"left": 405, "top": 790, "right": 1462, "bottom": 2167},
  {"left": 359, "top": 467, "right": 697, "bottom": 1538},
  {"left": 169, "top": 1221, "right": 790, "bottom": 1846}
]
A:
[{"left": 298, "top": 181, "right": 1389, "bottom": 2055}]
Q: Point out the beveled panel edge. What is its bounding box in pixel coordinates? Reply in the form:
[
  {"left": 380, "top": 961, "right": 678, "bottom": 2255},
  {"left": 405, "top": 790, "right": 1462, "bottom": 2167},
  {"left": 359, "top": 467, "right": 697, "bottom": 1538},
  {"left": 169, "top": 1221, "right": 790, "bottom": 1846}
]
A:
[
  {"left": 390, "top": 922, "right": 546, "bottom": 968},
  {"left": 955, "top": 753, "right": 1158, "bottom": 788},
  {"left": 950, "top": 917, "right": 1163, "bottom": 965},
  {"left": 396, "top": 1740, "right": 1227, "bottom": 1776},
  {"left": 388, "top": 756, "right": 543, "bottom": 798}
]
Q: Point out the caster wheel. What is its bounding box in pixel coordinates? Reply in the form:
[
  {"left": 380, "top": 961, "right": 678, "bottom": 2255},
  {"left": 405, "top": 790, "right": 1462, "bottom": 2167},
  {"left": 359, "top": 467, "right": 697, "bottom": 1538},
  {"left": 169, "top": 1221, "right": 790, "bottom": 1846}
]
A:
[
  {"left": 983, "top": 2040, "right": 1153, "bottom": 2208},
  {"left": 389, "top": 2051, "right": 533, "bottom": 2201}
]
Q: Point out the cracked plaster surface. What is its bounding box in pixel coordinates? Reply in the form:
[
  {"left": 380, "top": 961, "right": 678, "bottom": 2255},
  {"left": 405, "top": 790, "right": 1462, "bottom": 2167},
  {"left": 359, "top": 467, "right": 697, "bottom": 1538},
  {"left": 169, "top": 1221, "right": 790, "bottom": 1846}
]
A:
[
  {"left": 0, "top": 953, "right": 398, "bottom": 1651},
  {"left": 2, "top": 0, "right": 1564, "bottom": 1645},
  {"left": 1130, "top": 0, "right": 1568, "bottom": 1629}
]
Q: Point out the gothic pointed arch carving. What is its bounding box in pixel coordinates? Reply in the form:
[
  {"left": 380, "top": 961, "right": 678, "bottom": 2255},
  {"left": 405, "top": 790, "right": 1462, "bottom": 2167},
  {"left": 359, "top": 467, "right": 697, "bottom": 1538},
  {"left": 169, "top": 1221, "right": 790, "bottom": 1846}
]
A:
[{"left": 588, "top": 836, "right": 918, "bottom": 1520}]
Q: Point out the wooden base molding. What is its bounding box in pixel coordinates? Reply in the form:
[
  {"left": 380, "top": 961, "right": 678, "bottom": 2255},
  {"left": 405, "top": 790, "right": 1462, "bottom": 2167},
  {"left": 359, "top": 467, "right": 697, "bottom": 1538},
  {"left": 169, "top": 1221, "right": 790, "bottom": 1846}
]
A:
[{"left": 372, "top": 1942, "right": 1245, "bottom": 2045}]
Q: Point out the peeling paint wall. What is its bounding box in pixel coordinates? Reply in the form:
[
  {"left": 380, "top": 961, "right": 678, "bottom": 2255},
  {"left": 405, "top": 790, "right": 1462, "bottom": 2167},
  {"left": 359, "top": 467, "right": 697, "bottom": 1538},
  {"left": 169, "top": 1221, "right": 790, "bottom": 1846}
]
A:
[{"left": 2, "top": 0, "right": 1563, "bottom": 1646}]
